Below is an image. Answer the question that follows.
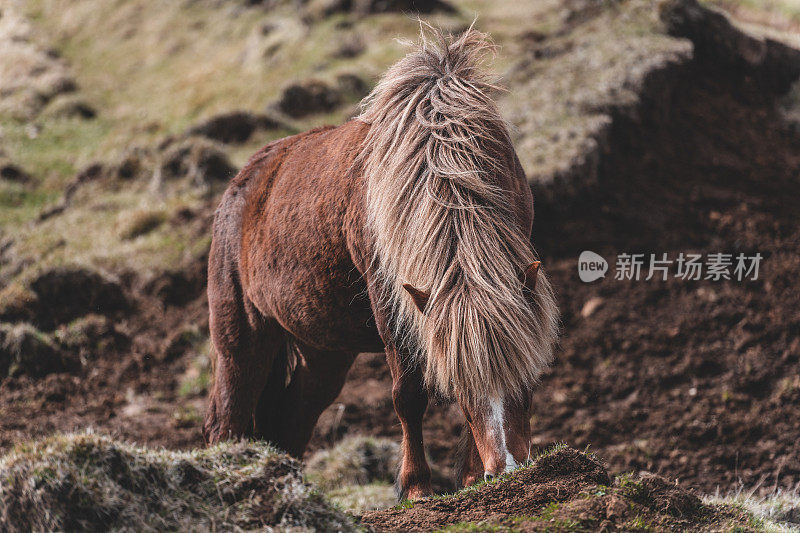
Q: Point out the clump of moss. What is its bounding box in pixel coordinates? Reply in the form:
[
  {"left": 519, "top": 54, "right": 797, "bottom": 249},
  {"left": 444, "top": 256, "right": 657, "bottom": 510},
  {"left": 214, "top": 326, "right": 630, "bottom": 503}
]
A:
[{"left": 0, "top": 431, "right": 357, "bottom": 532}]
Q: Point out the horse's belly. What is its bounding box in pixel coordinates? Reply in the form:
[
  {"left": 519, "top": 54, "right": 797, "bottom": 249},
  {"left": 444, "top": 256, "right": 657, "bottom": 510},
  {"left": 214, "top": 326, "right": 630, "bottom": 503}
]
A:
[{"left": 252, "top": 267, "right": 384, "bottom": 353}]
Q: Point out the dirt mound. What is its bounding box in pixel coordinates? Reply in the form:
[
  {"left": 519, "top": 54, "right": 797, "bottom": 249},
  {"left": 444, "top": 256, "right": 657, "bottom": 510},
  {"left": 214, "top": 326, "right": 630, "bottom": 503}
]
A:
[
  {"left": 334, "top": 72, "right": 371, "bottom": 100},
  {"left": 185, "top": 110, "right": 287, "bottom": 144},
  {"left": 274, "top": 79, "right": 344, "bottom": 117},
  {"left": 0, "top": 158, "right": 31, "bottom": 184},
  {"left": 315, "top": 0, "right": 454, "bottom": 17},
  {"left": 0, "top": 432, "right": 356, "bottom": 532},
  {"left": 153, "top": 138, "right": 237, "bottom": 189},
  {"left": 361, "top": 447, "right": 757, "bottom": 532},
  {"left": 271, "top": 74, "right": 369, "bottom": 118},
  {"left": 0, "top": 268, "right": 129, "bottom": 331},
  {"left": 0, "top": 323, "right": 71, "bottom": 379},
  {"left": 500, "top": 0, "right": 800, "bottom": 194},
  {"left": 304, "top": 436, "right": 401, "bottom": 513},
  {"left": 54, "top": 314, "right": 130, "bottom": 362},
  {"left": 25, "top": 268, "right": 129, "bottom": 331},
  {"left": 143, "top": 258, "right": 208, "bottom": 308}
]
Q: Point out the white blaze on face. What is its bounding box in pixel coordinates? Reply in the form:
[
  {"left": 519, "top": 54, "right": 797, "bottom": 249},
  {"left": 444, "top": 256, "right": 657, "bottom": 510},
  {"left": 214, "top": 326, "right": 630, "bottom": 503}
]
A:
[{"left": 484, "top": 396, "right": 517, "bottom": 479}]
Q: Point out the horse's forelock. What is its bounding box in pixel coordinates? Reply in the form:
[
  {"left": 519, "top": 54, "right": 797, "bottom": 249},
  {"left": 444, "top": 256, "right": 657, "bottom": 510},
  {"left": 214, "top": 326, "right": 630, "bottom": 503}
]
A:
[{"left": 358, "top": 25, "right": 559, "bottom": 407}]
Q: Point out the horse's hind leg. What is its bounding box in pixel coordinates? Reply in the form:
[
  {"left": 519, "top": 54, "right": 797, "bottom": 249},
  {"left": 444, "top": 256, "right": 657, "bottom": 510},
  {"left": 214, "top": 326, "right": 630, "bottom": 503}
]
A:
[
  {"left": 386, "top": 347, "right": 433, "bottom": 500},
  {"left": 254, "top": 342, "right": 356, "bottom": 457},
  {"left": 203, "top": 282, "right": 285, "bottom": 444}
]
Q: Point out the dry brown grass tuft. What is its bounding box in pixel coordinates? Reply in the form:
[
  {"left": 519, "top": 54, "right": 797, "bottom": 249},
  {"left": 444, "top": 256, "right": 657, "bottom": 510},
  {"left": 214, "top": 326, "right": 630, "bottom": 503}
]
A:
[
  {"left": 0, "top": 431, "right": 357, "bottom": 532},
  {"left": 306, "top": 436, "right": 400, "bottom": 513},
  {"left": 116, "top": 208, "right": 167, "bottom": 240},
  {"left": 306, "top": 435, "right": 398, "bottom": 491}
]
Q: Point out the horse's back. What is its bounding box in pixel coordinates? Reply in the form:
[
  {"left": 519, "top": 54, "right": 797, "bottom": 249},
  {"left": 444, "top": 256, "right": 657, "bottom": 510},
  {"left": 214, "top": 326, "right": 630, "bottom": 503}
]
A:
[{"left": 212, "top": 120, "right": 381, "bottom": 352}]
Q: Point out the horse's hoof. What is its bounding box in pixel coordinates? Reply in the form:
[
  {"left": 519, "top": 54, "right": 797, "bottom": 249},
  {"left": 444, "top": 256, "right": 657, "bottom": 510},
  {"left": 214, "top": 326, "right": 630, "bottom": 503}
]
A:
[{"left": 405, "top": 486, "right": 434, "bottom": 501}]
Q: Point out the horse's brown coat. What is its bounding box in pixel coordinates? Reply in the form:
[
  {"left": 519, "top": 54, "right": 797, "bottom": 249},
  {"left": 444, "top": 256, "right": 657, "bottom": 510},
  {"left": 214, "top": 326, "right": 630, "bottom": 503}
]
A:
[{"left": 204, "top": 28, "right": 558, "bottom": 499}]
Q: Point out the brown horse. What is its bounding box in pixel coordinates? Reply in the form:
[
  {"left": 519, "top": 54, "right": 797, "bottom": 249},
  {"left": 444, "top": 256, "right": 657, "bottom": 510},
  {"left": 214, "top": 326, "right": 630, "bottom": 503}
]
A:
[{"left": 203, "top": 27, "right": 559, "bottom": 499}]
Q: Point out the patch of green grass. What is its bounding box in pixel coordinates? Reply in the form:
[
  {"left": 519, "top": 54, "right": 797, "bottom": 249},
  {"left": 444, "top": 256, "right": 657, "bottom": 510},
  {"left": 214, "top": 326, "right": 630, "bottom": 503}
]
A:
[
  {"left": 622, "top": 514, "right": 655, "bottom": 532},
  {"left": 172, "top": 405, "right": 203, "bottom": 428},
  {"left": 524, "top": 502, "right": 582, "bottom": 532},
  {"left": 539, "top": 501, "right": 562, "bottom": 520},
  {"left": 394, "top": 498, "right": 415, "bottom": 510},
  {"left": 20, "top": 0, "right": 451, "bottom": 160},
  {"left": 592, "top": 484, "right": 610, "bottom": 497},
  {"left": 619, "top": 473, "right": 653, "bottom": 505},
  {"left": 0, "top": 116, "right": 110, "bottom": 187},
  {"left": 0, "top": 184, "right": 59, "bottom": 226},
  {"left": 178, "top": 351, "right": 211, "bottom": 399}
]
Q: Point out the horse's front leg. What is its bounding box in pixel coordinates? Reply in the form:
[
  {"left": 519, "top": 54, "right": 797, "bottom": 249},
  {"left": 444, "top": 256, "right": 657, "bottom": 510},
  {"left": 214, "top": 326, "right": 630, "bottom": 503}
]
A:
[{"left": 387, "top": 348, "right": 433, "bottom": 500}]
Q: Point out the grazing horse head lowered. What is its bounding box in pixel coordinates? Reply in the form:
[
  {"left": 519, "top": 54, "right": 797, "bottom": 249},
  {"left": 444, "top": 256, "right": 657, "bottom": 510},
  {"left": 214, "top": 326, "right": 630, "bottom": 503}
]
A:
[{"left": 203, "top": 24, "right": 559, "bottom": 500}]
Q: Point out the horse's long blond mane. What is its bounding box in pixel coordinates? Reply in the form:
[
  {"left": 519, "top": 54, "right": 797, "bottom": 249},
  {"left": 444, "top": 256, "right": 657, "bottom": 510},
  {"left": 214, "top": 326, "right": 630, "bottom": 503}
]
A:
[{"left": 358, "top": 25, "right": 558, "bottom": 406}]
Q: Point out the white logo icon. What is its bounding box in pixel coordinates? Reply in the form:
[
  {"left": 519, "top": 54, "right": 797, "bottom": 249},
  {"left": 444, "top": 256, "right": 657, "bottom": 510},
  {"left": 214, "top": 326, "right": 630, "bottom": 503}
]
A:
[{"left": 578, "top": 251, "right": 608, "bottom": 282}]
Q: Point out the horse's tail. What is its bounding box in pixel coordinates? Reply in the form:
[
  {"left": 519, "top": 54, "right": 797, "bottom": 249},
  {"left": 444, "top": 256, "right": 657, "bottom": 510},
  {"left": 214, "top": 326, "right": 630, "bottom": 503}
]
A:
[{"left": 358, "top": 25, "right": 559, "bottom": 407}]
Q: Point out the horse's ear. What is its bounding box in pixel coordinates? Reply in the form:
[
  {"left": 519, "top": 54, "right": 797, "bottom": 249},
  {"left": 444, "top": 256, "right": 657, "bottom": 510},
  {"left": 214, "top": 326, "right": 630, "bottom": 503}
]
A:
[
  {"left": 520, "top": 261, "right": 541, "bottom": 293},
  {"left": 403, "top": 284, "right": 431, "bottom": 314}
]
